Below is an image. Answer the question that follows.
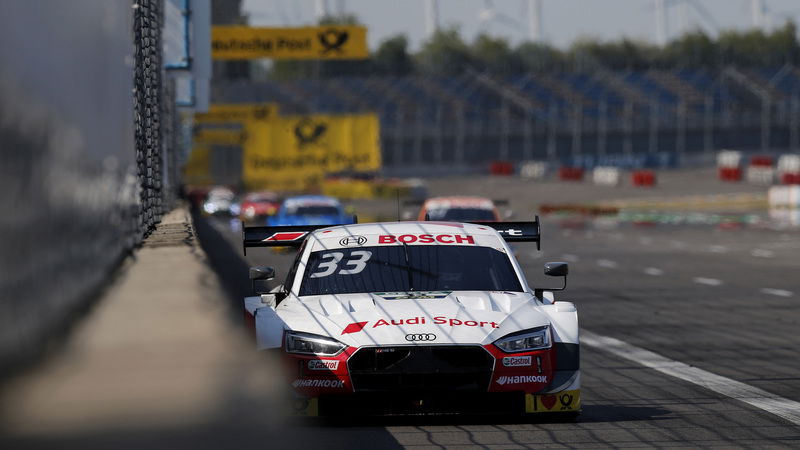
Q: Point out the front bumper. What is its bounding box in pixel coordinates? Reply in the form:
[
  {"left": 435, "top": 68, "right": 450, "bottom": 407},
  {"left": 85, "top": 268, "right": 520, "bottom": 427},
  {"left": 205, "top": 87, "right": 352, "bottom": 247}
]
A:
[{"left": 283, "top": 343, "right": 579, "bottom": 416}]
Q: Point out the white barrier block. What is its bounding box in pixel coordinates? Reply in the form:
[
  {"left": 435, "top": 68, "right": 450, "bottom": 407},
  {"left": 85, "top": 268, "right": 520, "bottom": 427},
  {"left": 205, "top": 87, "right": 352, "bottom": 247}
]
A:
[
  {"left": 717, "top": 150, "right": 742, "bottom": 168},
  {"left": 777, "top": 154, "right": 800, "bottom": 173},
  {"left": 746, "top": 166, "right": 775, "bottom": 185},
  {"left": 592, "top": 166, "right": 621, "bottom": 186},
  {"left": 768, "top": 185, "right": 800, "bottom": 208},
  {"left": 520, "top": 161, "right": 548, "bottom": 180}
]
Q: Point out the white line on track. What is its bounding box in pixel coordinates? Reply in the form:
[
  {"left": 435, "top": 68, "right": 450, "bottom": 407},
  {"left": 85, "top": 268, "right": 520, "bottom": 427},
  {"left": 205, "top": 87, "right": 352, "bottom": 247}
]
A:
[
  {"left": 751, "top": 249, "right": 775, "bottom": 258},
  {"left": 709, "top": 245, "right": 728, "bottom": 253},
  {"left": 643, "top": 267, "right": 664, "bottom": 276},
  {"left": 561, "top": 254, "right": 579, "bottom": 262},
  {"left": 693, "top": 277, "right": 723, "bottom": 286},
  {"left": 760, "top": 288, "right": 794, "bottom": 297},
  {"left": 581, "top": 330, "right": 800, "bottom": 426},
  {"left": 596, "top": 259, "right": 618, "bottom": 269}
]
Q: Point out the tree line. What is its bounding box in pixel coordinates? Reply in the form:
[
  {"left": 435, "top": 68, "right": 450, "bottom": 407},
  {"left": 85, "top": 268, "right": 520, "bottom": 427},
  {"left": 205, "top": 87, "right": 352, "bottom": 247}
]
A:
[{"left": 266, "top": 17, "right": 800, "bottom": 79}]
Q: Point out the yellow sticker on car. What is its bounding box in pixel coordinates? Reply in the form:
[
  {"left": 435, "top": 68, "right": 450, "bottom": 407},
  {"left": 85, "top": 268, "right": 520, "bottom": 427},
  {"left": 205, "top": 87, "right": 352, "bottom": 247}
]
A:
[{"left": 525, "top": 389, "right": 581, "bottom": 413}]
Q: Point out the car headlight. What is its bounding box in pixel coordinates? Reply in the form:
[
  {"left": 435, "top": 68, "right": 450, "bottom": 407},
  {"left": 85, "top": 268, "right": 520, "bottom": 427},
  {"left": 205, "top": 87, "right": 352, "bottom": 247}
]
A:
[
  {"left": 285, "top": 331, "right": 346, "bottom": 356},
  {"left": 493, "top": 326, "right": 551, "bottom": 353}
]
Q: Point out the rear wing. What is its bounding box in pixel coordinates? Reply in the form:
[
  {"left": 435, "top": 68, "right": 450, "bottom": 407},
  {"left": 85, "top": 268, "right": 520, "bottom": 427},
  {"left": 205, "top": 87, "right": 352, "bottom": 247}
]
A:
[
  {"left": 242, "top": 223, "right": 345, "bottom": 255},
  {"left": 469, "top": 216, "right": 541, "bottom": 250}
]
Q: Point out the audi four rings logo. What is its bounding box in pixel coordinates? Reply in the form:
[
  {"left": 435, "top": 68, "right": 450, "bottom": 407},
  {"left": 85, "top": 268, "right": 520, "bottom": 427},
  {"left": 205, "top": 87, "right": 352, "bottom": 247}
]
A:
[
  {"left": 405, "top": 333, "right": 437, "bottom": 341},
  {"left": 339, "top": 236, "right": 367, "bottom": 246}
]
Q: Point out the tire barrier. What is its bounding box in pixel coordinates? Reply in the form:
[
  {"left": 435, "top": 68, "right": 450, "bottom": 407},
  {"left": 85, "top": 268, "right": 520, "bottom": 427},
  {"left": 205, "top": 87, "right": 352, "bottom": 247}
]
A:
[
  {"left": 592, "top": 166, "right": 621, "bottom": 186},
  {"left": 489, "top": 161, "right": 514, "bottom": 176},
  {"left": 717, "top": 150, "right": 742, "bottom": 182},
  {"left": 749, "top": 155, "right": 774, "bottom": 167},
  {"left": 769, "top": 185, "right": 800, "bottom": 208},
  {"left": 745, "top": 166, "right": 775, "bottom": 185},
  {"left": 631, "top": 170, "right": 657, "bottom": 187},
  {"left": 520, "top": 161, "right": 548, "bottom": 180},
  {"left": 777, "top": 154, "right": 800, "bottom": 185},
  {"left": 719, "top": 167, "right": 743, "bottom": 182},
  {"left": 558, "top": 167, "right": 584, "bottom": 181}
]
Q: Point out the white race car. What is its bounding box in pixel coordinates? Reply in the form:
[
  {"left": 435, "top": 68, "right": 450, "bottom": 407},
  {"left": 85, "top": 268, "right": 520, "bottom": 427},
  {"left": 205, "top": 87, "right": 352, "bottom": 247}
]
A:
[{"left": 243, "top": 219, "right": 580, "bottom": 418}]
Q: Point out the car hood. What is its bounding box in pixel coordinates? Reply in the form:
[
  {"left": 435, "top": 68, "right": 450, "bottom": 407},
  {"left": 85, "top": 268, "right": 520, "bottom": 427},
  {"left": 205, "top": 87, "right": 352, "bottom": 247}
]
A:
[{"left": 275, "top": 291, "right": 551, "bottom": 347}]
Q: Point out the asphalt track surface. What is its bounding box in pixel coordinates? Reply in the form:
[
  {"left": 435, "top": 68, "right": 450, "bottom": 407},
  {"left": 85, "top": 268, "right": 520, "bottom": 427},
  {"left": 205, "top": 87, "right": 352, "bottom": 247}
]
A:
[
  {"left": 199, "top": 170, "right": 800, "bottom": 448},
  {"left": 3, "top": 170, "right": 799, "bottom": 449}
]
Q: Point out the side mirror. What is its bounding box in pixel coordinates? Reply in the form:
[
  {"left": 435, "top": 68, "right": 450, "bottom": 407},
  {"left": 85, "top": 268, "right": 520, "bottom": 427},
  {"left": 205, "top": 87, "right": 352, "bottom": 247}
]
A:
[
  {"left": 249, "top": 266, "right": 275, "bottom": 281},
  {"left": 249, "top": 266, "right": 275, "bottom": 295},
  {"left": 544, "top": 262, "right": 569, "bottom": 277},
  {"left": 535, "top": 262, "right": 569, "bottom": 299}
]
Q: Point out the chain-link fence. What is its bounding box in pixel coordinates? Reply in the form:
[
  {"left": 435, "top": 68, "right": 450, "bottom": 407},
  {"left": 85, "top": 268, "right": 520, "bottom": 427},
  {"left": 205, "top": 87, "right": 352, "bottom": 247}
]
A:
[{"left": 0, "top": 0, "right": 179, "bottom": 372}]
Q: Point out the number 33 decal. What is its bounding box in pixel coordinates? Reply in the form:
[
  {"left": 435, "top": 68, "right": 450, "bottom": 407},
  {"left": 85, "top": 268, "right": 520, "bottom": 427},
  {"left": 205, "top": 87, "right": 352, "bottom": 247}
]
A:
[{"left": 310, "top": 251, "right": 373, "bottom": 278}]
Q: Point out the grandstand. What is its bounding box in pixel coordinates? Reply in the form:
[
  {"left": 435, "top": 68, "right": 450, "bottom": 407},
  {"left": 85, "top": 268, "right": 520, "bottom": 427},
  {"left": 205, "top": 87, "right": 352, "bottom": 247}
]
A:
[{"left": 214, "top": 66, "right": 800, "bottom": 169}]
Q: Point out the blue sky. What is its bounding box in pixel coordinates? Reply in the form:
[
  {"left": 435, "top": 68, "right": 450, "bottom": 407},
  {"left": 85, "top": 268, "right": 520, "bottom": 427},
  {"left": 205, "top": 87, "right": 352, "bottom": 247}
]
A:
[{"left": 243, "top": 0, "right": 800, "bottom": 50}]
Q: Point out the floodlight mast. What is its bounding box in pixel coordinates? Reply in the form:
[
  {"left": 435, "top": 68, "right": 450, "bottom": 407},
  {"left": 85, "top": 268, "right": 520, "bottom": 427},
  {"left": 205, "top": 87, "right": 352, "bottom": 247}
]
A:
[
  {"left": 655, "top": 0, "right": 667, "bottom": 46},
  {"left": 528, "top": 0, "right": 542, "bottom": 42},
  {"left": 425, "top": 0, "right": 440, "bottom": 38}
]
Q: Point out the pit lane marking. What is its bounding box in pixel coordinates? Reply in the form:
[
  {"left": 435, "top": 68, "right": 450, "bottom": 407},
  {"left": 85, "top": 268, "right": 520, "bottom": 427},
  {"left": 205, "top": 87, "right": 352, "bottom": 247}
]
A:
[
  {"left": 643, "top": 267, "right": 664, "bottom": 276},
  {"left": 596, "top": 259, "right": 618, "bottom": 269},
  {"left": 581, "top": 330, "right": 800, "bottom": 426},
  {"left": 693, "top": 277, "right": 723, "bottom": 286},
  {"left": 760, "top": 288, "right": 793, "bottom": 297}
]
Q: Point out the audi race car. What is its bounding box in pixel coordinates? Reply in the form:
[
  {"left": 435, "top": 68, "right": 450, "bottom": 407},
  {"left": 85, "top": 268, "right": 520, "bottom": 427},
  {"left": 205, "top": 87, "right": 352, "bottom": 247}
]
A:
[
  {"left": 413, "top": 196, "right": 510, "bottom": 222},
  {"left": 267, "top": 195, "right": 355, "bottom": 227},
  {"left": 242, "top": 219, "right": 580, "bottom": 418}
]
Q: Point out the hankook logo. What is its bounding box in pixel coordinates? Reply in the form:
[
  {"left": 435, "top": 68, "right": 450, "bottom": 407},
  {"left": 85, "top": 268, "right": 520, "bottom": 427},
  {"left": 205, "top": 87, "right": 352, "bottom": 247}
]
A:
[
  {"left": 405, "top": 333, "right": 437, "bottom": 342},
  {"left": 339, "top": 236, "right": 367, "bottom": 246}
]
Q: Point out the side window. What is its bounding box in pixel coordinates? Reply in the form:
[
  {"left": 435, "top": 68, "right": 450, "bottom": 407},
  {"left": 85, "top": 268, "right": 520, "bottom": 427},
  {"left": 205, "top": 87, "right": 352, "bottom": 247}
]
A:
[{"left": 282, "top": 240, "right": 307, "bottom": 296}]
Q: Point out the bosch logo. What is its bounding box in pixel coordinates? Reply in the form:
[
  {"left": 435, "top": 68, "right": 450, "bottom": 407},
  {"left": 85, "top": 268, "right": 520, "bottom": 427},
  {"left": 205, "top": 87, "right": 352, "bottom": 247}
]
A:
[
  {"left": 405, "top": 333, "right": 437, "bottom": 342},
  {"left": 339, "top": 235, "right": 367, "bottom": 246}
]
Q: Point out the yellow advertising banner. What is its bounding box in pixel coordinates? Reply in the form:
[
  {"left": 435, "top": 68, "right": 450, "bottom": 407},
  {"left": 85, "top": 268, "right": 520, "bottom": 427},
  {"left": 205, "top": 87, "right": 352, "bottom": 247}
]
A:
[
  {"left": 194, "top": 103, "right": 278, "bottom": 123},
  {"left": 182, "top": 147, "right": 213, "bottom": 185},
  {"left": 193, "top": 128, "right": 247, "bottom": 146},
  {"left": 212, "top": 26, "right": 369, "bottom": 60},
  {"left": 243, "top": 113, "right": 381, "bottom": 191}
]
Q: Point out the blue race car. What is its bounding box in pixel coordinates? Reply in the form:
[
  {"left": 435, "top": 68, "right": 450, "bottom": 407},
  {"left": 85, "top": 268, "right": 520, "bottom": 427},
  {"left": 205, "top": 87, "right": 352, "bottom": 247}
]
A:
[{"left": 267, "top": 195, "right": 356, "bottom": 226}]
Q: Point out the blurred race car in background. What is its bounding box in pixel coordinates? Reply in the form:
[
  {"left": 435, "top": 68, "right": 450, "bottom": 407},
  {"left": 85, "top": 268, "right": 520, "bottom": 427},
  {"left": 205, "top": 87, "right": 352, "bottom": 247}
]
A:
[
  {"left": 412, "top": 196, "right": 510, "bottom": 222},
  {"left": 240, "top": 191, "right": 281, "bottom": 223},
  {"left": 242, "top": 219, "right": 581, "bottom": 418},
  {"left": 202, "top": 186, "right": 239, "bottom": 217},
  {"left": 267, "top": 195, "right": 356, "bottom": 226}
]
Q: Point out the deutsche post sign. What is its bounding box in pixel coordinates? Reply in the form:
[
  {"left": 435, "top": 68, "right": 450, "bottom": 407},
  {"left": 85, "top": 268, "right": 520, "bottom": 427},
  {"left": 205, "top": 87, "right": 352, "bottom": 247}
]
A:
[
  {"left": 212, "top": 26, "right": 368, "bottom": 60},
  {"left": 194, "top": 103, "right": 278, "bottom": 123}
]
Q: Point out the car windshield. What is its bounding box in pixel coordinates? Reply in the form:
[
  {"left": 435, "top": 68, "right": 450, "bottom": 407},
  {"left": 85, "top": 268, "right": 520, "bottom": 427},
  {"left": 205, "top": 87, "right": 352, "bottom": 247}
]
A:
[
  {"left": 287, "top": 205, "right": 340, "bottom": 216},
  {"left": 298, "top": 245, "right": 522, "bottom": 296},
  {"left": 427, "top": 208, "right": 496, "bottom": 221}
]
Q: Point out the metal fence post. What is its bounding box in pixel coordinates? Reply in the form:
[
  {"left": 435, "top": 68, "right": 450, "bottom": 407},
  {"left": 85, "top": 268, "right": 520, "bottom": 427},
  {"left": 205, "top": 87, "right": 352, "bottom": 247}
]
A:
[
  {"left": 414, "top": 108, "right": 423, "bottom": 166},
  {"left": 704, "top": 96, "right": 713, "bottom": 153},
  {"left": 598, "top": 97, "right": 607, "bottom": 157},
  {"left": 761, "top": 97, "right": 771, "bottom": 152},
  {"left": 500, "top": 100, "right": 510, "bottom": 161},
  {"left": 546, "top": 102, "right": 557, "bottom": 162},
  {"left": 648, "top": 100, "right": 658, "bottom": 154},
  {"left": 571, "top": 104, "right": 582, "bottom": 158},
  {"left": 523, "top": 109, "right": 533, "bottom": 161},
  {"left": 676, "top": 101, "right": 686, "bottom": 157},
  {"left": 455, "top": 105, "right": 465, "bottom": 165},
  {"left": 623, "top": 101, "right": 633, "bottom": 157},
  {"left": 791, "top": 92, "right": 799, "bottom": 151},
  {"left": 434, "top": 105, "right": 443, "bottom": 165}
]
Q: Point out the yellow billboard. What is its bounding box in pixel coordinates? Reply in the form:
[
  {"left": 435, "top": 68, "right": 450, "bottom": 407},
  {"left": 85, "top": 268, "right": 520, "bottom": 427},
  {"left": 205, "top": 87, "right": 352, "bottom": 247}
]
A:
[
  {"left": 212, "top": 26, "right": 368, "bottom": 60},
  {"left": 194, "top": 103, "right": 278, "bottom": 123},
  {"left": 243, "top": 113, "right": 381, "bottom": 191},
  {"left": 193, "top": 128, "right": 247, "bottom": 146},
  {"left": 182, "top": 146, "right": 213, "bottom": 185}
]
